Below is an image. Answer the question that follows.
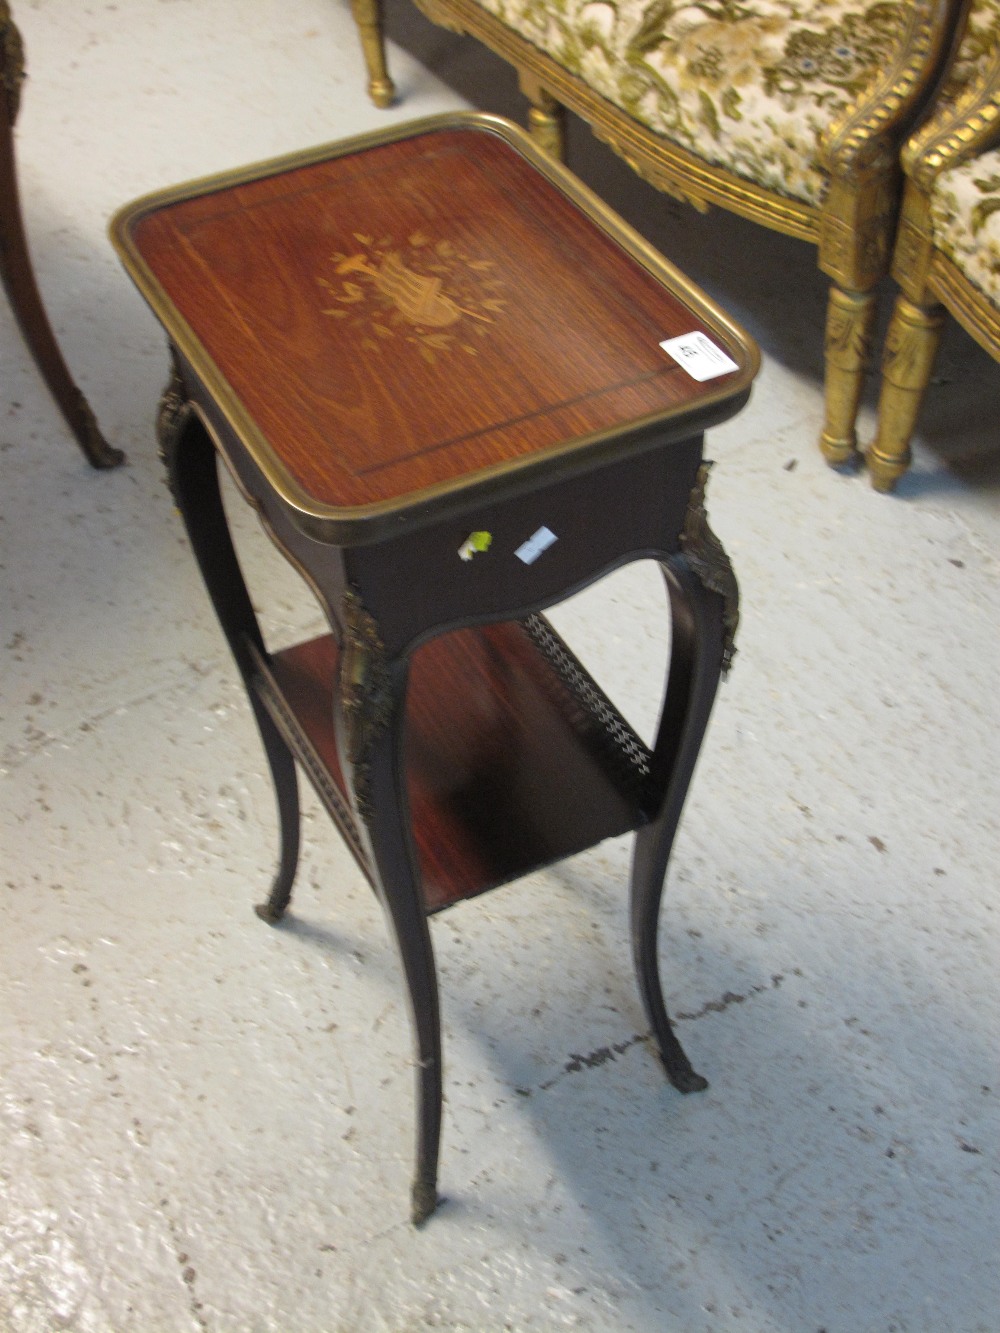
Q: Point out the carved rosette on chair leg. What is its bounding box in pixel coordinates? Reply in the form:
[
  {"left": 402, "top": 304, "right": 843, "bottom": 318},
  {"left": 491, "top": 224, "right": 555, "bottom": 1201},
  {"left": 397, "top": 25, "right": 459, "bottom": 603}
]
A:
[
  {"left": 336, "top": 588, "right": 443, "bottom": 1226},
  {"left": 350, "top": 0, "right": 395, "bottom": 109},
  {"left": 867, "top": 294, "right": 945, "bottom": 491},
  {"left": 819, "top": 285, "right": 876, "bottom": 468}
]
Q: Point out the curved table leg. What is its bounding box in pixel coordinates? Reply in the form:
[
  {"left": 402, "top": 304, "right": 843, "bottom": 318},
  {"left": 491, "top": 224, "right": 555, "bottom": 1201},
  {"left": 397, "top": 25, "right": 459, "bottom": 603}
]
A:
[
  {"left": 0, "top": 14, "right": 123, "bottom": 469},
  {"left": 335, "top": 588, "right": 442, "bottom": 1226},
  {"left": 630, "top": 465, "right": 738, "bottom": 1093},
  {"left": 158, "top": 392, "right": 301, "bottom": 918}
]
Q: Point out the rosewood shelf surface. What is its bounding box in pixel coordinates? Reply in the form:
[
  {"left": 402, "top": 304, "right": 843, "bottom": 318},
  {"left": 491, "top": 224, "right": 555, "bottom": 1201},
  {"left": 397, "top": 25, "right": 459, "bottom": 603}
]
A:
[
  {"left": 112, "top": 113, "right": 757, "bottom": 539},
  {"left": 258, "top": 621, "right": 648, "bottom": 914}
]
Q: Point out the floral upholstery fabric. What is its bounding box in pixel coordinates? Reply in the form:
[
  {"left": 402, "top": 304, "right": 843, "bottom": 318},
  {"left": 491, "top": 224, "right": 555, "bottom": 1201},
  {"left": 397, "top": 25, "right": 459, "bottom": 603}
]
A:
[
  {"left": 934, "top": 0, "right": 1000, "bottom": 105},
  {"left": 477, "top": 0, "right": 910, "bottom": 204},
  {"left": 930, "top": 148, "right": 1000, "bottom": 304}
]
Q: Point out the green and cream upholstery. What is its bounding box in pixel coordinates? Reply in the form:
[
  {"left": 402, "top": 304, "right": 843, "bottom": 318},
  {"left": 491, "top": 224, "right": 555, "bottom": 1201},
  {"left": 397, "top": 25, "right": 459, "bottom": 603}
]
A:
[
  {"left": 469, "top": 0, "right": 912, "bottom": 207},
  {"left": 930, "top": 151, "right": 1000, "bottom": 306}
]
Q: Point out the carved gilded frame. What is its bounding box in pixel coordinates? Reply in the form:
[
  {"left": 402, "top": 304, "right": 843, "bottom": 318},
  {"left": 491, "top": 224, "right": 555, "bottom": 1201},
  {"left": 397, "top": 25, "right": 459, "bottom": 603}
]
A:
[{"left": 869, "top": 35, "right": 1000, "bottom": 490}]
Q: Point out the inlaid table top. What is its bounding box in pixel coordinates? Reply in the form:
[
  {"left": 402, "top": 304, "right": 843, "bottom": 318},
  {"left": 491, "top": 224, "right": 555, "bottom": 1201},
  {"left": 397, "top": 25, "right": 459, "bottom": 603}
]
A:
[{"left": 112, "top": 113, "right": 757, "bottom": 540}]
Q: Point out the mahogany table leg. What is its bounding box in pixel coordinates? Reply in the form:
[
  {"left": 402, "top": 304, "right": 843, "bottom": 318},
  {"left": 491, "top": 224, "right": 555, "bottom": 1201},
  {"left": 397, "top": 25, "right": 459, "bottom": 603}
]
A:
[
  {"left": 159, "top": 402, "right": 301, "bottom": 916},
  {"left": 0, "top": 13, "right": 123, "bottom": 469},
  {"left": 334, "top": 591, "right": 443, "bottom": 1226}
]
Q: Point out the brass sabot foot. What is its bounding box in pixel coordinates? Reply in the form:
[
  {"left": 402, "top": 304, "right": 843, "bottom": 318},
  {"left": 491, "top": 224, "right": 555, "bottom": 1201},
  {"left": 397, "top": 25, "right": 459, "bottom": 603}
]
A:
[
  {"left": 411, "top": 1178, "right": 439, "bottom": 1226},
  {"left": 75, "top": 393, "right": 125, "bottom": 469}
]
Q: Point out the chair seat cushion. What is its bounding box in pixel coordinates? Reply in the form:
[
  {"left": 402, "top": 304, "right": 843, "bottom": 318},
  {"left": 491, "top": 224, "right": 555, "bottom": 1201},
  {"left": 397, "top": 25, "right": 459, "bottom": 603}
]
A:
[
  {"left": 476, "top": 0, "right": 908, "bottom": 205},
  {"left": 931, "top": 148, "right": 1000, "bottom": 305}
]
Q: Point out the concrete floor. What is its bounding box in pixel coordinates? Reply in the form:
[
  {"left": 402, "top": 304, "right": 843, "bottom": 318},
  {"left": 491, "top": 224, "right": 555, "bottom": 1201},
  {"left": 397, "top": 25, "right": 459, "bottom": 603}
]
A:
[{"left": 2, "top": 2, "right": 998, "bottom": 1330}]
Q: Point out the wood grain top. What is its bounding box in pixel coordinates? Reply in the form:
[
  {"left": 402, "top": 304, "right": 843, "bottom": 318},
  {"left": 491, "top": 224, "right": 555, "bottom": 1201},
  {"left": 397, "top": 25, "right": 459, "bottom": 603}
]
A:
[{"left": 120, "top": 116, "right": 756, "bottom": 522}]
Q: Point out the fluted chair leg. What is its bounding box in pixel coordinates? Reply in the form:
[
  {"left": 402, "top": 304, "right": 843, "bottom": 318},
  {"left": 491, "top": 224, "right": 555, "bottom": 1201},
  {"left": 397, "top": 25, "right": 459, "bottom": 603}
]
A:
[
  {"left": 819, "top": 284, "right": 876, "bottom": 469},
  {"left": 866, "top": 294, "right": 945, "bottom": 492},
  {"left": 350, "top": 0, "right": 395, "bottom": 109}
]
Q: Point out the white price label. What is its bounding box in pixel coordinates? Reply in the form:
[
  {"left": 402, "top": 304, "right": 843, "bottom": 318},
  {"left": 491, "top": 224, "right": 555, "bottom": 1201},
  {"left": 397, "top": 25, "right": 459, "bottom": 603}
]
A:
[
  {"left": 660, "top": 332, "right": 739, "bottom": 382},
  {"left": 515, "top": 526, "right": 558, "bottom": 565}
]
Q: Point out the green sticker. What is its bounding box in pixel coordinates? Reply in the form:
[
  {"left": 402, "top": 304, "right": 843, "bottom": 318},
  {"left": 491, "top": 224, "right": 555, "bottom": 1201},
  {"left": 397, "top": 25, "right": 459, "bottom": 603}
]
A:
[{"left": 458, "top": 530, "right": 493, "bottom": 561}]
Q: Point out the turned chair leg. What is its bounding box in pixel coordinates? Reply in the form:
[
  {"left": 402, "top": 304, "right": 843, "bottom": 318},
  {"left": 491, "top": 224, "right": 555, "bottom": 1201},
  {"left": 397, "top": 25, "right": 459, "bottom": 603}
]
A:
[
  {"left": 350, "top": 0, "right": 395, "bottom": 109},
  {"left": 0, "top": 8, "right": 123, "bottom": 469},
  {"left": 818, "top": 283, "right": 876, "bottom": 470},
  {"left": 866, "top": 294, "right": 945, "bottom": 492},
  {"left": 519, "top": 71, "right": 566, "bottom": 161}
]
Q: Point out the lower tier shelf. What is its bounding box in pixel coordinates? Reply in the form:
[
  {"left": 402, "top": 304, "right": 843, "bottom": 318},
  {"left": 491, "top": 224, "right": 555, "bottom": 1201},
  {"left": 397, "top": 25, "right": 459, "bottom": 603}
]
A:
[{"left": 252, "top": 616, "right": 652, "bottom": 913}]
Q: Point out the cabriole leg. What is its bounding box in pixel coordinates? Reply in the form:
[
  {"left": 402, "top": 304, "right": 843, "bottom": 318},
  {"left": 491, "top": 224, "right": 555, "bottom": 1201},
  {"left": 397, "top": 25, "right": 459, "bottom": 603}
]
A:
[
  {"left": 335, "top": 590, "right": 442, "bottom": 1225},
  {"left": 350, "top": 0, "right": 395, "bottom": 109},
  {"left": 157, "top": 383, "right": 301, "bottom": 918},
  {"left": 630, "top": 464, "right": 736, "bottom": 1093},
  {"left": 866, "top": 293, "right": 945, "bottom": 493},
  {"left": 630, "top": 558, "right": 727, "bottom": 1093},
  {"left": 0, "top": 12, "right": 123, "bottom": 469},
  {"left": 819, "top": 284, "right": 876, "bottom": 469}
]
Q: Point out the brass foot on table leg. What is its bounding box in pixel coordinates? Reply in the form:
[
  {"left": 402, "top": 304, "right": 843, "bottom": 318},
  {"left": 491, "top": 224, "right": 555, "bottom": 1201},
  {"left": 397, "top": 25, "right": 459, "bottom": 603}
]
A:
[
  {"left": 74, "top": 391, "right": 125, "bottom": 469},
  {"left": 254, "top": 901, "right": 286, "bottom": 924},
  {"left": 655, "top": 1029, "right": 708, "bottom": 1094},
  {"left": 411, "top": 1178, "right": 440, "bottom": 1226},
  {"left": 665, "top": 1059, "right": 709, "bottom": 1095}
]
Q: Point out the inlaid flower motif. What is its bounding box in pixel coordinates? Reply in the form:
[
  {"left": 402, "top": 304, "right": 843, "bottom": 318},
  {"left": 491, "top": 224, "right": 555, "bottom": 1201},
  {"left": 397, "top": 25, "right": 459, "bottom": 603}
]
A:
[{"left": 318, "top": 231, "right": 508, "bottom": 363}]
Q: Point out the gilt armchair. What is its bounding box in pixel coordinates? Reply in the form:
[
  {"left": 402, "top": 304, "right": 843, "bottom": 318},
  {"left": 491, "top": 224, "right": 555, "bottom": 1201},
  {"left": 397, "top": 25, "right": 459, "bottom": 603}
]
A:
[
  {"left": 868, "top": 2, "right": 1000, "bottom": 488},
  {"left": 351, "top": 1, "right": 967, "bottom": 477}
]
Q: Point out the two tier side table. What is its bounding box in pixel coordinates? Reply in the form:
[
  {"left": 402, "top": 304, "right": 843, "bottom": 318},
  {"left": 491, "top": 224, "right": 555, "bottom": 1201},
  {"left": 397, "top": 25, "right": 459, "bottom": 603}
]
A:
[{"left": 111, "top": 113, "right": 759, "bottom": 1224}]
